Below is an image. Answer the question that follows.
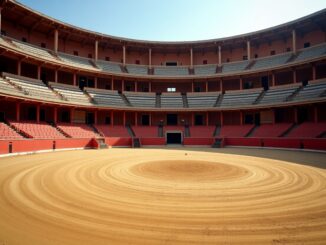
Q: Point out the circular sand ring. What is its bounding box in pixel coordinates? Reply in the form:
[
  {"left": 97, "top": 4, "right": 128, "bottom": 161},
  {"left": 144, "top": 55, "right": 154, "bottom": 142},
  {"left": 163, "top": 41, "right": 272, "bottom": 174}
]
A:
[{"left": 0, "top": 148, "right": 325, "bottom": 244}]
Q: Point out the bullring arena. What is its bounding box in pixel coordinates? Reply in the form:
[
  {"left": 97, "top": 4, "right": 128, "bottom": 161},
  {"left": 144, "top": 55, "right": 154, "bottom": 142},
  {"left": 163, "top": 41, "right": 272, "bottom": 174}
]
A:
[
  {"left": 0, "top": 0, "right": 326, "bottom": 244},
  {"left": 0, "top": 148, "right": 325, "bottom": 244}
]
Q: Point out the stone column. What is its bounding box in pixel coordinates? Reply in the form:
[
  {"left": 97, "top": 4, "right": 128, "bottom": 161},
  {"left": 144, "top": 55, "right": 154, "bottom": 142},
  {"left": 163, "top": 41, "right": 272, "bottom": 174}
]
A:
[
  {"left": 190, "top": 48, "right": 193, "bottom": 68},
  {"left": 218, "top": 45, "right": 222, "bottom": 66},
  {"left": 123, "top": 45, "right": 126, "bottom": 66},
  {"left": 149, "top": 48, "right": 152, "bottom": 69},
  {"left": 247, "top": 40, "right": 251, "bottom": 60},
  {"left": 54, "top": 29, "right": 59, "bottom": 53},
  {"left": 292, "top": 29, "right": 296, "bottom": 54},
  {"left": 95, "top": 40, "right": 98, "bottom": 61}
]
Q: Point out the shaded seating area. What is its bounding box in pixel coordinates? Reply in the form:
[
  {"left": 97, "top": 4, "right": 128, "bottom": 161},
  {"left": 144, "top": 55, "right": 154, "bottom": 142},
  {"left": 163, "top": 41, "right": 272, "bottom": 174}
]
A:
[
  {"left": 96, "top": 60, "right": 123, "bottom": 73},
  {"left": 161, "top": 93, "right": 184, "bottom": 108},
  {"left": 154, "top": 66, "right": 189, "bottom": 76},
  {"left": 126, "top": 64, "right": 148, "bottom": 75},
  {"left": 221, "top": 89, "right": 261, "bottom": 107},
  {"left": 124, "top": 91, "right": 156, "bottom": 108},
  {"left": 259, "top": 84, "right": 298, "bottom": 105},
  {"left": 57, "top": 52, "right": 97, "bottom": 70},
  {"left": 50, "top": 82, "right": 91, "bottom": 105},
  {"left": 187, "top": 92, "right": 219, "bottom": 108},
  {"left": 86, "top": 88, "right": 126, "bottom": 107},
  {"left": 293, "top": 80, "right": 326, "bottom": 101}
]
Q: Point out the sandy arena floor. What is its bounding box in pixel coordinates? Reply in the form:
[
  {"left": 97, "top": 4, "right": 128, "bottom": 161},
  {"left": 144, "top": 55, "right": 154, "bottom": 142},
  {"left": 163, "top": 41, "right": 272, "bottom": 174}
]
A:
[{"left": 0, "top": 147, "right": 325, "bottom": 244}]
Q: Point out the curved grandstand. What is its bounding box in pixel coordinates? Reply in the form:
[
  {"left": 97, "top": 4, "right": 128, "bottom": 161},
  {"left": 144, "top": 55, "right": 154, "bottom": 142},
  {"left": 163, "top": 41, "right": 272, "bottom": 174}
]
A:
[{"left": 0, "top": 0, "right": 325, "bottom": 152}]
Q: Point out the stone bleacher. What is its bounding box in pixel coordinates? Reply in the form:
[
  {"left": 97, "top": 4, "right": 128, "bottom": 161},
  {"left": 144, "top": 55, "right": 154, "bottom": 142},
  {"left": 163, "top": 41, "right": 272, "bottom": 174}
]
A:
[
  {"left": 0, "top": 77, "right": 24, "bottom": 97},
  {"left": 50, "top": 82, "right": 91, "bottom": 105},
  {"left": 6, "top": 74, "right": 61, "bottom": 102},
  {"left": 154, "top": 66, "right": 189, "bottom": 76},
  {"left": 160, "top": 93, "right": 184, "bottom": 108},
  {"left": 124, "top": 91, "right": 156, "bottom": 107},
  {"left": 220, "top": 89, "right": 261, "bottom": 107},
  {"left": 294, "top": 43, "right": 326, "bottom": 63},
  {"left": 222, "top": 60, "right": 250, "bottom": 73},
  {"left": 187, "top": 92, "right": 219, "bottom": 108},
  {"left": 86, "top": 88, "right": 126, "bottom": 107},
  {"left": 58, "top": 52, "right": 97, "bottom": 70},
  {"left": 293, "top": 80, "right": 326, "bottom": 101},
  {"left": 96, "top": 60, "right": 122, "bottom": 73},
  {"left": 194, "top": 64, "right": 217, "bottom": 75},
  {"left": 251, "top": 52, "right": 292, "bottom": 70},
  {"left": 126, "top": 64, "right": 148, "bottom": 75},
  {"left": 259, "top": 84, "right": 298, "bottom": 105}
]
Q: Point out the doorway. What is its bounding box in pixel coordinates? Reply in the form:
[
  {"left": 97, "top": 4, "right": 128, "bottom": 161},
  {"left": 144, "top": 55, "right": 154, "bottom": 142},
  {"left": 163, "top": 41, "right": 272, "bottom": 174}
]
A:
[{"left": 166, "top": 132, "right": 182, "bottom": 144}]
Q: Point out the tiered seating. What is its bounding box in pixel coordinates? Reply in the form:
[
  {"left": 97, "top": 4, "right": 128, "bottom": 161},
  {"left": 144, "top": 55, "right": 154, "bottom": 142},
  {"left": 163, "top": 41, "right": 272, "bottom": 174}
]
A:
[
  {"left": 0, "top": 122, "right": 24, "bottom": 139},
  {"left": 251, "top": 53, "right": 292, "bottom": 70},
  {"left": 251, "top": 123, "right": 292, "bottom": 137},
  {"left": 50, "top": 82, "right": 91, "bottom": 105},
  {"left": 96, "top": 60, "right": 122, "bottom": 73},
  {"left": 95, "top": 125, "right": 130, "bottom": 137},
  {"left": 187, "top": 92, "right": 219, "bottom": 108},
  {"left": 293, "top": 80, "right": 326, "bottom": 101},
  {"left": 222, "top": 60, "right": 250, "bottom": 73},
  {"left": 0, "top": 77, "right": 24, "bottom": 96},
  {"left": 58, "top": 52, "right": 96, "bottom": 70},
  {"left": 189, "top": 126, "right": 215, "bottom": 137},
  {"left": 259, "top": 84, "right": 298, "bottom": 105},
  {"left": 57, "top": 123, "right": 99, "bottom": 138},
  {"left": 132, "top": 126, "right": 158, "bottom": 138},
  {"left": 219, "top": 125, "right": 254, "bottom": 137},
  {"left": 6, "top": 75, "right": 60, "bottom": 102},
  {"left": 161, "top": 93, "right": 184, "bottom": 108},
  {"left": 154, "top": 66, "right": 189, "bottom": 76},
  {"left": 10, "top": 121, "right": 65, "bottom": 139},
  {"left": 11, "top": 38, "right": 57, "bottom": 61},
  {"left": 286, "top": 122, "right": 326, "bottom": 138},
  {"left": 294, "top": 44, "right": 326, "bottom": 62},
  {"left": 86, "top": 88, "right": 126, "bottom": 107},
  {"left": 221, "top": 89, "right": 261, "bottom": 107},
  {"left": 194, "top": 65, "right": 217, "bottom": 75},
  {"left": 124, "top": 91, "right": 156, "bottom": 107},
  {"left": 126, "top": 64, "right": 148, "bottom": 75}
]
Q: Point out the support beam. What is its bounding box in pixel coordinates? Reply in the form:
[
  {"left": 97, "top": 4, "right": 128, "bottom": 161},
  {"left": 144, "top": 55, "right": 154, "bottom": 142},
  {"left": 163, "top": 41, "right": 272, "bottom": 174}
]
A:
[
  {"left": 70, "top": 108, "right": 74, "bottom": 124},
  {"left": 94, "top": 111, "right": 98, "bottom": 125},
  {"left": 36, "top": 105, "right": 40, "bottom": 123},
  {"left": 192, "top": 113, "right": 195, "bottom": 126},
  {"left": 220, "top": 112, "right": 224, "bottom": 126},
  {"left": 190, "top": 48, "right": 193, "bottom": 68},
  {"left": 312, "top": 65, "right": 316, "bottom": 80},
  {"left": 17, "top": 60, "right": 21, "bottom": 76},
  {"left": 220, "top": 79, "right": 223, "bottom": 92},
  {"left": 73, "top": 73, "right": 77, "bottom": 86},
  {"left": 16, "top": 103, "right": 20, "bottom": 122},
  {"left": 293, "top": 107, "right": 298, "bottom": 124},
  {"left": 54, "top": 29, "right": 59, "bottom": 53},
  {"left": 53, "top": 107, "right": 57, "bottom": 124},
  {"left": 94, "top": 77, "right": 98, "bottom": 89},
  {"left": 37, "top": 65, "right": 41, "bottom": 80},
  {"left": 218, "top": 45, "right": 222, "bottom": 66},
  {"left": 247, "top": 40, "right": 251, "bottom": 60},
  {"left": 111, "top": 77, "right": 114, "bottom": 90},
  {"left": 148, "top": 48, "right": 152, "bottom": 69},
  {"left": 149, "top": 113, "right": 152, "bottom": 126},
  {"left": 192, "top": 82, "right": 194, "bottom": 92},
  {"left": 293, "top": 69, "right": 296, "bottom": 84},
  {"left": 314, "top": 106, "right": 318, "bottom": 123},
  {"left": 122, "top": 45, "right": 126, "bottom": 66},
  {"left": 240, "top": 111, "right": 243, "bottom": 125},
  {"left": 94, "top": 40, "right": 98, "bottom": 61},
  {"left": 292, "top": 29, "right": 296, "bottom": 54},
  {"left": 54, "top": 70, "right": 58, "bottom": 83}
]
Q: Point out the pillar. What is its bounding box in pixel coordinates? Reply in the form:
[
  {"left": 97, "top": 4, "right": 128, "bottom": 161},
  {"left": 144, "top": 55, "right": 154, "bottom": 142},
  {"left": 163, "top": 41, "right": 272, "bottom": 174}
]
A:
[
  {"left": 53, "top": 107, "right": 57, "bottom": 124},
  {"left": 54, "top": 70, "right": 58, "bottom": 83},
  {"left": 123, "top": 112, "right": 126, "bottom": 126},
  {"left": 135, "top": 81, "right": 138, "bottom": 92},
  {"left": 122, "top": 45, "right": 126, "bottom": 66},
  {"left": 94, "top": 77, "right": 98, "bottom": 88},
  {"left": 292, "top": 29, "right": 296, "bottom": 54},
  {"left": 293, "top": 69, "right": 296, "bottom": 84},
  {"left": 190, "top": 48, "right": 193, "bottom": 68},
  {"left": 54, "top": 29, "right": 59, "bottom": 53},
  {"left": 135, "top": 112, "right": 138, "bottom": 126},
  {"left": 272, "top": 72, "right": 275, "bottom": 87},
  {"left": 192, "top": 113, "right": 195, "bottom": 126},
  {"left": 95, "top": 40, "right": 98, "bottom": 61},
  {"left": 206, "top": 112, "right": 209, "bottom": 126},
  {"left": 240, "top": 77, "right": 243, "bottom": 90},
  {"left": 149, "top": 81, "right": 152, "bottom": 92},
  {"left": 121, "top": 80, "right": 124, "bottom": 92},
  {"left": 312, "top": 65, "right": 316, "bottom": 80},
  {"left": 94, "top": 111, "right": 98, "bottom": 125},
  {"left": 149, "top": 113, "right": 152, "bottom": 126},
  {"left": 37, "top": 65, "right": 41, "bottom": 80},
  {"left": 220, "top": 79, "right": 223, "bottom": 92},
  {"left": 36, "top": 105, "right": 40, "bottom": 123},
  {"left": 192, "top": 82, "right": 194, "bottom": 92},
  {"left": 0, "top": 8, "right": 2, "bottom": 34},
  {"left": 205, "top": 81, "right": 208, "bottom": 92},
  {"left": 16, "top": 103, "right": 20, "bottom": 121},
  {"left": 149, "top": 48, "right": 152, "bottom": 69},
  {"left": 70, "top": 108, "right": 74, "bottom": 124},
  {"left": 247, "top": 40, "right": 251, "bottom": 60},
  {"left": 111, "top": 111, "right": 114, "bottom": 126},
  {"left": 218, "top": 45, "right": 222, "bottom": 66},
  {"left": 272, "top": 109, "right": 276, "bottom": 124},
  {"left": 17, "top": 60, "right": 21, "bottom": 76},
  {"left": 111, "top": 77, "right": 114, "bottom": 90},
  {"left": 73, "top": 73, "right": 77, "bottom": 86}
]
